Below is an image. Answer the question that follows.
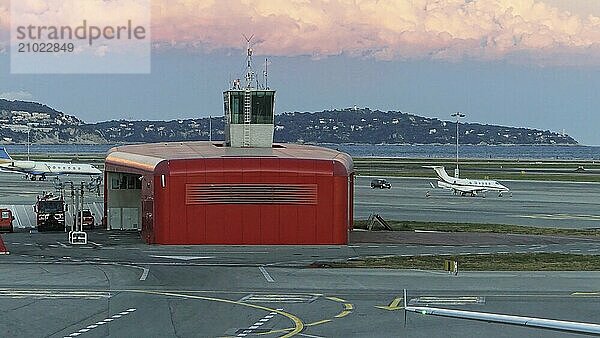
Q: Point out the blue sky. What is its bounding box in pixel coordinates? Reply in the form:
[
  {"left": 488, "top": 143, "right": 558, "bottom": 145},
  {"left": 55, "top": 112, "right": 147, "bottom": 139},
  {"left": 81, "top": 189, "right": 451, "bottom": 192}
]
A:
[{"left": 1, "top": 0, "right": 599, "bottom": 144}]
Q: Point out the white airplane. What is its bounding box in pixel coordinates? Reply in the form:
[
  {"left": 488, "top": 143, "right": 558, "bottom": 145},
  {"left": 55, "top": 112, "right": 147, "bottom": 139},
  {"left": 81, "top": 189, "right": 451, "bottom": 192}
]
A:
[
  {"left": 424, "top": 165, "right": 510, "bottom": 197},
  {"left": 0, "top": 147, "right": 102, "bottom": 181}
]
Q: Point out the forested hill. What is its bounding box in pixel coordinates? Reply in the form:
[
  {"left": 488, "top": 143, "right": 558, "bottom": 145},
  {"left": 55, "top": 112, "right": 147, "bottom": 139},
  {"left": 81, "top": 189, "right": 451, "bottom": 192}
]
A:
[{"left": 0, "top": 100, "right": 578, "bottom": 145}]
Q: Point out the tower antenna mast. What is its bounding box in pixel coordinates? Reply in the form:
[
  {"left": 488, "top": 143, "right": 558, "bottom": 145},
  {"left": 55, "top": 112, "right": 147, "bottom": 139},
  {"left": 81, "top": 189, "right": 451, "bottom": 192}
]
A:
[
  {"left": 264, "top": 58, "right": 269, "bottom": 90},
  {"left": 242, "top": 34, "right": 255, "bottom": 89}
]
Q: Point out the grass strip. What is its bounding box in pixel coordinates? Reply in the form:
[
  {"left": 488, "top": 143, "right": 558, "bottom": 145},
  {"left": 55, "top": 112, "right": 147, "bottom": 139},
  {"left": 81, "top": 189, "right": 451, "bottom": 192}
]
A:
[
  {"left": 353, "top": 220, "right": 600, "bottom": 237},
  {"left": 331, "top": 253, "right": 600, "bottom": 271}
]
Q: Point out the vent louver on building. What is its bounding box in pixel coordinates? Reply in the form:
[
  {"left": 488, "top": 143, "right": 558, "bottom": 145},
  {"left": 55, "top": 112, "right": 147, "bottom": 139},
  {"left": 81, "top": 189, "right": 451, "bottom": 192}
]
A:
[{"left": 186, "top": 184, "right": 318, "bottom": 205}]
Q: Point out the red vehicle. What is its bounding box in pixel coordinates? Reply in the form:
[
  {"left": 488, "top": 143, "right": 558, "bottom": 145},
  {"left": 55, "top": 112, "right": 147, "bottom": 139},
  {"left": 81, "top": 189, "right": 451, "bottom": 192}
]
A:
[
  {"left": 78, "top": 209, "right": 95, "bottom": 230},
  {"left": 0, "top": 209, "right": 14, "bottom": 233}
]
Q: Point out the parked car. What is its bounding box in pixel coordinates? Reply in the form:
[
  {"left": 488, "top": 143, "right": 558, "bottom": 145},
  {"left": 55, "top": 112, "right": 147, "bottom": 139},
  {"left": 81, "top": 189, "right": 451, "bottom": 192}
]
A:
[
  {"left": 0, "top": 209, "right": 14, "bottom": 233},
  {"left": 370, "top": 178, "right": 391, "bottom": 189},
  {"left": 78, "top": 209, "right": 95, "bottom": 230}
]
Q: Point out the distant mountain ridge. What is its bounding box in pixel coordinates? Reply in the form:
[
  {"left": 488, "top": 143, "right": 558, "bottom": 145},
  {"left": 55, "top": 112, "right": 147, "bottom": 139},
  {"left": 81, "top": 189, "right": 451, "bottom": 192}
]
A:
[{"left": 0, "top": 100, "right": 578, "bottom": 145}]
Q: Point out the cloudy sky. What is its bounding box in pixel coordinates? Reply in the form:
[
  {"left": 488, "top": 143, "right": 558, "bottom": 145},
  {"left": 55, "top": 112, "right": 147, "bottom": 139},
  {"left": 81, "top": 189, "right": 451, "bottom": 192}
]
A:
[{"left": 0, "top": 0, "right": 599, "bottom": 144}]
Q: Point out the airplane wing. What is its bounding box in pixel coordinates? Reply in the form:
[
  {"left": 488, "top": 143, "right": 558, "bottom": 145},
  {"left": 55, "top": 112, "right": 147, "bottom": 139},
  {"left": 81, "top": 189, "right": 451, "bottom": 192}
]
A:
[
  {"left": 405, "top": 305, "right": 600, "bottom": 335},
  {"left": 0, "top": 165, "right": 24, "bottom": 174}
]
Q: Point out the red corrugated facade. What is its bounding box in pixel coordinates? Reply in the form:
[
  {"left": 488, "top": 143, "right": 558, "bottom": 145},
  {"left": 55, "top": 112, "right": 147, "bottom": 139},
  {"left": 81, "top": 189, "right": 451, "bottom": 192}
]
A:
[{"left": 105, "top": 142, "right": 354, "bottom": 245}]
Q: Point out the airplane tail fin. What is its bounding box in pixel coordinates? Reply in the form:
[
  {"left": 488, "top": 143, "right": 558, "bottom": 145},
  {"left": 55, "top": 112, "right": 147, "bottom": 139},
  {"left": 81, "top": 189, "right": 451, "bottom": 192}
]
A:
[
  {"left": 0, "top": 148, "right": 12, "bottom": 161},
  {"left": 422, "top": 165, "right": 452, "bottom": 182}
]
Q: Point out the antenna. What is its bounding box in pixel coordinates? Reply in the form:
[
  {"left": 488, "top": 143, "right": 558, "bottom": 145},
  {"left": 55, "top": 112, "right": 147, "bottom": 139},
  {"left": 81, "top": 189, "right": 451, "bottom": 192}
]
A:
[
  {"left": 264, "top": 58, "right": 269, "bottom": 89},
  {"left": 242, "top": 34, "right": 255, "bottom": 89}
]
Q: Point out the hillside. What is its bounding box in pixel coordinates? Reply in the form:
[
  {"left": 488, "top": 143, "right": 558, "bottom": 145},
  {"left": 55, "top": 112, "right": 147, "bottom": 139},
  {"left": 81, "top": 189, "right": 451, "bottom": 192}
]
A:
[{"left": 0, "top": 100, "right": 578, "bottom": 145}]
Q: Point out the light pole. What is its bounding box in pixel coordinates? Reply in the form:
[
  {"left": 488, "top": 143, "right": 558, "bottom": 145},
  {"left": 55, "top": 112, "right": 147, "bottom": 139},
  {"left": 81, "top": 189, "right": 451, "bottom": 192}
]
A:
[
  {"left": 27, "top": 128, "right": 31, "bottom": 161},
  {"left": 451, "top": 112, "right": 466, "bottom": 178}
]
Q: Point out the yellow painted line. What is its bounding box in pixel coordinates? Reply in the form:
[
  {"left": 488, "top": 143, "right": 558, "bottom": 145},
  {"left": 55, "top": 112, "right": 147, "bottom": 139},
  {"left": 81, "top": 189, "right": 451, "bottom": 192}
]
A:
[
  {"left": 335, "top": 310, "right": 352, "bottom": 318},
  {"left": 375, "top": 297, "right": 404, "bottom": 311},
  {"left": 306, "top": 319, "right": 332, "bottom": 326},
  {"left": 258, "top": 296, "right": 352, "bottom": 336},
  {"left": 133, "top": 290, "right": 304, "bottom": 338}
]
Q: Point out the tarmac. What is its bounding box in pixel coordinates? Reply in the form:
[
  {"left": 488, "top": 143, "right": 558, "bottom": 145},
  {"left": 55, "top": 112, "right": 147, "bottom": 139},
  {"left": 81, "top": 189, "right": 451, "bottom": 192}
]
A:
[
  {"left": 355, "top": 176, "right": 600, "bottom": 229},
  {"left": 1, "top": 172, "right": 600, "bottom": 336},
  {"left": 3, "top": 173, "right": 599, "bottom": 231},
  {"left": 1, "top": 230, "right": 600, "bottom": 337}
]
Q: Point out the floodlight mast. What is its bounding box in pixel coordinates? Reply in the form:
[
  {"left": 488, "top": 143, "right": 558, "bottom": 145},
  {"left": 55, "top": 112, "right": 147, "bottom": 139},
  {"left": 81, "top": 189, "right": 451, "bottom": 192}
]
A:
[{"left": 451, "top": 112, "right": 466, "bottom": 178}]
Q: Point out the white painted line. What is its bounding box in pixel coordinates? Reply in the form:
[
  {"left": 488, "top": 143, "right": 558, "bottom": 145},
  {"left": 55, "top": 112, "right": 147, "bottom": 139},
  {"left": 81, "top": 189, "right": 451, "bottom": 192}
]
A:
[
  {"left": 86, "top": 325, "right": 98, "bottom": 329},
  {"left": 299, "top": 333, "right": 325, "bottom": 338},
  {"left": 21, "top": 205, "right": 33, "bottom": 228},
  {"left": 112, "top": 314, "right": 122, "bottom": 318},
  {"left": 249, "top": 326, "right": 258, "bottom": 329},
  {"left": 259, "top": 266, "right": 275, "bottom": 283},
  {"left": 127, "top": 308, "right": 136, "bottom": 312},
  {"left": 104, "top": 318, "right": 114, "bottom": 322},
  {"left": 11, "top": 205, "right": 22, "bottom": 228},
  {"left": 259, "top": 318, "right": 270, "bottom": 322},
  {"left": 150, "top": 255, "right": 215, "bottom": 261},
  {"left": 78, "top": 328, "right": 90, "bottom": 333},
  {"left": 95, "top": 322, "right": 106, "bottom": 325},
  {"left": 139, "top": 267, "right": 149, "bottom": 281},
  {"left": 57, "top": 242, "right": 68, "bottom": 248}
]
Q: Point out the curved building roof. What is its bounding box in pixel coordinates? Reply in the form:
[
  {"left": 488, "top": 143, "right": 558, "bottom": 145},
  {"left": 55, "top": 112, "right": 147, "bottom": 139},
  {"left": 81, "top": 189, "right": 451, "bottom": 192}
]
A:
[{"left": 106, "top": 141, "right": 354, "bottom": 176}]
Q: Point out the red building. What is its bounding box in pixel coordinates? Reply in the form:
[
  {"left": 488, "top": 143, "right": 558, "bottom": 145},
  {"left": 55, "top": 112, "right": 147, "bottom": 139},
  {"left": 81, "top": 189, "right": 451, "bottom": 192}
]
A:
[{"left": 104, "top": 142, "right": 354, "bottom": 245}]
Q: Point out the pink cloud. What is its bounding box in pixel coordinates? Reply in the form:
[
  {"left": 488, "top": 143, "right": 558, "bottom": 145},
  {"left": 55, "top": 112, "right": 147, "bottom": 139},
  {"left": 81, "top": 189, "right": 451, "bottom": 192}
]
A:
[
  {"left": 2, "top": 0, "right": 600, "bottom": 65},
  {"left": 148, "top": 0, "right": 600, "bottom": 65}
]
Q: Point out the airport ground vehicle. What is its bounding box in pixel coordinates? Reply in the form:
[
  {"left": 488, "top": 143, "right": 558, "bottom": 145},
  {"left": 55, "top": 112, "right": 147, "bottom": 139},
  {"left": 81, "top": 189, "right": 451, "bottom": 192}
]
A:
[
  {"left": 35, "top": 193, "right": 66, "bottom": 231},
  {"left": 371, "top": 178, "right": 392, "bottom": 189},
  {"left": 78, "top": 209, "right": 95, "bottom": 230},
  {"left": 0, "top": 209, "right": 14, "bottom": 233}
]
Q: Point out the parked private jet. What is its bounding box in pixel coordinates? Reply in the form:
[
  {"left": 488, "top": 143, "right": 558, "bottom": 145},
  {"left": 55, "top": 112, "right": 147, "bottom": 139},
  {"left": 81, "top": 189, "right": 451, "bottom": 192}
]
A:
[
  {"left": 424, "top": 165, "right": 510, "bottom": 197},
  {"left": 0, "top": 147, "right": 102, "bottom": 181}
]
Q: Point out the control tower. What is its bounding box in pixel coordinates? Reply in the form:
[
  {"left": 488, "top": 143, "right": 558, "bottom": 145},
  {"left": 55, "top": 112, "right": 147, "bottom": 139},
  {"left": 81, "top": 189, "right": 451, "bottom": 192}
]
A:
[{"left": 224, "top": 38, "right": 275, "bottom": 148}]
